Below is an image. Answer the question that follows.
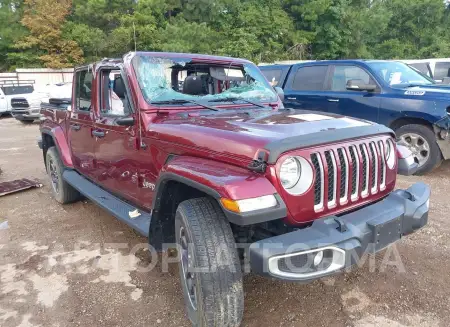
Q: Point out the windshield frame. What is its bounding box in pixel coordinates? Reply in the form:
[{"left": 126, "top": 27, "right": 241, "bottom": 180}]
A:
[
  {"left": 367, "top": 61, "right": 435, "bottom": 88},
  {"left": 131, "top": 54, "right": 278, "bottom": 108}
]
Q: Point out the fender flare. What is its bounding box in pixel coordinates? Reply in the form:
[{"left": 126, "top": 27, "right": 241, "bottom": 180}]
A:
[
  {"left": 151, "top": 156, "right": 287, "bottom": 227},
  {"left": 41, "top": 127, "right": 74, "bottom": 168}
]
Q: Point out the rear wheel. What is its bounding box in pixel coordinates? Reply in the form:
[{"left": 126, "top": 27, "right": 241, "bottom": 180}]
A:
[
  {"left": 175, "top": 197, "right": 244, "bottom": 327},
  {"left": 46, "top": 147, "right": 80, "bottom": 204},
  {"left": 395, "top": 124, "right": 442, "bottom": 175}
]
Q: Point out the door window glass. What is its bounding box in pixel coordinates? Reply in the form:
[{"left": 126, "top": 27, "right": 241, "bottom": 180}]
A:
[
  {"left": 75, "top": 70, "right": 93, "bottom": 111},
  {"left": 331, "top": 66, "right": 373, "bottom": 91},
  {"left": 291, "top": 66, "right": 327, "bottom": 91},
  {"left": 434, "top": 62, "right": 450, "bottom": 80},
  {"left": 409, "top": 63, "right": 431, "bottom": 76},
  {"left": 261, "top": 69, "right": 282, "bottom": 86},
  {"left": 99, "top": 70, "right": 130, "bottom": 116}
]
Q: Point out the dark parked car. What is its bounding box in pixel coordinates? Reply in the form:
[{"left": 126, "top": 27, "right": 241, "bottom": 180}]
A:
[
  {"left": 260, "top": 60, "right": 450, "bottom": 174},
  {"left": 39, "top": 52, "right": 428, "bottom": 327}
]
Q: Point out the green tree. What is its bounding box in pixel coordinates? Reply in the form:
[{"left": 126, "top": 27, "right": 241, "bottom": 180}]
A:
[{"left": 16, "top": 0, "right": 84, "bottom": 68}]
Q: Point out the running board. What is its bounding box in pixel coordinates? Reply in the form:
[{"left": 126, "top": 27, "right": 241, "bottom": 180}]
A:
[{"left": 63, "top": 170, "right": 151, "bottom": 237}]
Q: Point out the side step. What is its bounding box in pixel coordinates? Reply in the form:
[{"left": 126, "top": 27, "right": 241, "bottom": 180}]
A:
[{"left": 63, "top": 170, "right": 151, "bottom": 237}]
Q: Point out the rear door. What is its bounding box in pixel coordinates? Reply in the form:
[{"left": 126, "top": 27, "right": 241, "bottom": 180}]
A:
[
  {"left": 325, "top": 64, "right": 381, "bottom": 123},
  {"left": 68, "top": 68, "right": 96, "bottom": 179},
  {"left": 282, "top": 65, "right": 331, "bottom": 113}
]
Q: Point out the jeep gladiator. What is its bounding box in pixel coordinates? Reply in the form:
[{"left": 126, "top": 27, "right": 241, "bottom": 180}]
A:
[
  {"left": 39, "top": 52, "right": 430, "bottom": 327},
  {"left": 260, "top": 60, "right": 450, "bottom": 175}
]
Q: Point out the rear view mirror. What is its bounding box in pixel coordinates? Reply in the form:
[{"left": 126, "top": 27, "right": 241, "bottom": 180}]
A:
[
  {"left": 346, "top": 79, "right": 377, "bottom": 92},
  {"left": 274, "top": 86, "right": 284, "bottom": 102}
]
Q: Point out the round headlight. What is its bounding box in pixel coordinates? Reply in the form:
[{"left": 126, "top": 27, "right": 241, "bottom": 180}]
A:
[{"left": 280, "top": 157, "right": 301, "bottom": 189}]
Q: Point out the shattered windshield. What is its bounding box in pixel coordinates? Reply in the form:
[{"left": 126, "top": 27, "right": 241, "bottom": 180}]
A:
[{"left": 132, "top": 55, "right": 277, "bottom": 105}]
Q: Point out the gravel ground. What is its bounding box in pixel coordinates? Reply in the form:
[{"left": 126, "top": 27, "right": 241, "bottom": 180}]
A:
[{"left": 0, "top": 117, "right": 449, "bottom": 327}]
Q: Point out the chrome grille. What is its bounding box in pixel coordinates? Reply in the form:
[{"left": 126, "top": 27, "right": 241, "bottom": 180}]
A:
[
  {"left": 10, "top": 98, "right": 29, "bottom": 108},
  {"left": 311, "top": 153, "right": 324, "bottom": 209},
  {"left": 311, "top": 139, "right": 390, "bottom": 212},
  {"left": 337, "top": 148, "right": 348, "bottom": 203}
]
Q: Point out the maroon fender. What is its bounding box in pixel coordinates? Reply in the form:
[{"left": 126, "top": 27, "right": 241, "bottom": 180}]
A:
[
  {"left": 41, "top": 126, "right": 74, "bottom": 168},
  {"left": 156, "top": 156, "right": 278, "bottom": 201}
]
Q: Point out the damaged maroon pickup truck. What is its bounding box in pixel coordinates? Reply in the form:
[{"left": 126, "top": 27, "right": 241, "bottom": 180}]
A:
[{"left": 39, "top": 52, "right": 430, "bottom": 327}]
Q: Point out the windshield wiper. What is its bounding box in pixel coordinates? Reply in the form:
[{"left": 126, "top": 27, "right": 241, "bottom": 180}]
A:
[
  {"left": 150, "top": 99, "right": 219, "bottom": 111},
  {"left": 208, "top": 97, "right": 267, "bottom": 108}
]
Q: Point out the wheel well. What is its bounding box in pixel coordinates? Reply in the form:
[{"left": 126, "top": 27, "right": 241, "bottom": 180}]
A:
[
  {"left": 389, "top": 117, "right": 433, "bottom": 132},
  {"left": 149, "top": 180, "right": 213, "bottom": 250},
  {"left": 41, "top": 133, "right": 56, "bottom": 168}
]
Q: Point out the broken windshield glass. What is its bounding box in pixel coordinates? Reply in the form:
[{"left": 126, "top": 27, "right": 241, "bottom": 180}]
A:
[{"left": 132, "top": 55, "right": 277, "bottom": 105}]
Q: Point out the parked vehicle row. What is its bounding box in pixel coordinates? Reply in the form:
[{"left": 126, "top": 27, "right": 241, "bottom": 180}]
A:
[
  {"left": 260, "top": 60, "right": 450, "bottom": 175},
  {"left": 39, "top": 52, "right": 429, "bottom": 327},
  {"left": 0, "top": 80, "right": 72, "bottom": 123}
]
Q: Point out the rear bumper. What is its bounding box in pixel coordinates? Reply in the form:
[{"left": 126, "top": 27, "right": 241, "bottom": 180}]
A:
[{"left": 249, "top": 182, "right": 430, "bottom": 281}]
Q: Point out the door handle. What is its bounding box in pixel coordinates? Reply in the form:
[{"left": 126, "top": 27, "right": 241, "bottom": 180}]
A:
[
  {"left": 286, "top": 97, "right": 297, "bottom": 100},
  {"left": 328, "top": 99, "right": 339, "bottom": 102},
  {"left": 71, "top": 124, "right": 81, "bottom": 131},
  {"left": 92, "top": 130, "right": 105, "bottom": 138}
]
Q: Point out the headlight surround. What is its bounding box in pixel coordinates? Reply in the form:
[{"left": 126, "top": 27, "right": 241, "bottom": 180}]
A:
[
  {"left": 386, "top": 139, "right": 396, "bottom": 169},
  {"left": 280, "top": 157, "right": 301, "bottom": 189},
  {"left": 279, "top": 156, "right": 314, "bottom": 195}
]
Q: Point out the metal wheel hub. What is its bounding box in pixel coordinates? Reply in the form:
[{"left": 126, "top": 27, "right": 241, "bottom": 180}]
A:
[
  {"left": 48, "top": 159, "right": 59, "bottom": 193},
  {"left": 398, "top": 133, "right": 430, "bottom": 168},
  {"left": 179, "top": 226, "right": 197, "bottom": 311}
]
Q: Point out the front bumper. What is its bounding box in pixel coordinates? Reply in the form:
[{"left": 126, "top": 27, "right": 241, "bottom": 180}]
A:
[
  {"left": 11, "top": 107, "right": 41, "bottom": 120},
  {"left": 249, "top": 182, "right": 430, "bottom": 281}
]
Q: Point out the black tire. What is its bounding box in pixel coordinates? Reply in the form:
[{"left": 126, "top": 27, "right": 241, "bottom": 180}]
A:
[
  {"left": 395, "top": 124, "right": 442, "bottom": 175},
  {"left": 175, "top": 197, "right": 244, "bottom": 327},
  {"left": 46, "top": 146, "right": 80, "bottom": 204},
  {"left": 20, "top": 120, "right": 34, "bottom": 124}
]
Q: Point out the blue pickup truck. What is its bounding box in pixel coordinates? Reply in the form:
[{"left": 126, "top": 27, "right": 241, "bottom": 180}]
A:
[{"left": 260, "top": 60, "right": 450, "bottom": 174}]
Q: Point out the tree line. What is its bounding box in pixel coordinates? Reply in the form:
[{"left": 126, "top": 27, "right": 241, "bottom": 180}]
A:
[{"left": 0, "top": 0, "right": 449, "bottom": 70}]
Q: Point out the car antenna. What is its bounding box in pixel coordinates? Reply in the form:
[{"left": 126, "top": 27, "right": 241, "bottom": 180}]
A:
[{"left": 133, "top": 22, "right": 137, "bottom": 52}]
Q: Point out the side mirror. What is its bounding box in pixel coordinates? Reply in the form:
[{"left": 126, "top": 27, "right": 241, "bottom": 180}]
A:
[
  {"left": 346, "top": 79, "right": 377, "bottom": 92},
  {"left": 442, "top": 77, "right": 450, "bottom": 85},
  {"left": 115, "top": 116, "right": 135, "bottom": 126},
  {"left": 274, "top": 86, "right": 284, "bottom": 102}
]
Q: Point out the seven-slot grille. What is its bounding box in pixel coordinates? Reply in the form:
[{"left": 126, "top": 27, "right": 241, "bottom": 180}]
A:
[{"left": 311, "top": 140, "right": 387, "bottom": 211}]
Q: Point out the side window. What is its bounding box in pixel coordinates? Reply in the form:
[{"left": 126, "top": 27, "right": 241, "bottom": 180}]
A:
[
  {"left": 261, "top": 69, "right": 282, "bottom": 86},
  {"left": 434, "top": 62, "right": 450, "bottom": 80},
  {"left": 99, "top": 69, "right": 130, "bottom": 116},
  {"left": 291, "top": 66, "right": 328, "bottom": 91},
  {"left": 331, "top": 65, "right": 374, "bottom": 91},
  {"left": 75, "top": 70, "right": 93, "bottom": 111},
  {"left": 410, "top": 63, "right": 431, "bottom": 76}
]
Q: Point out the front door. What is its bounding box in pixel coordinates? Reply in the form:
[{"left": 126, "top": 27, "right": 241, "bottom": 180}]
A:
[
  {"left": 93, "top": 70, "right": 140, "bottom": 203},
  {"left": 282, "top": 65, "right": 330, "bottom": 113},
  {"left": 326, "top": 65, "right": 381, "bottom": 123},
  {"left": 68, "top": 68, "right": 96, "bottom": 179}
]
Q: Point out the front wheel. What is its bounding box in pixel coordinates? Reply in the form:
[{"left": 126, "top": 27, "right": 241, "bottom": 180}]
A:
[
  {"left": 396, "top": 124, "right": 442, "bottom": 175},
  {"left": 175, "top": 197, "right": 244, "bottom": 327}
]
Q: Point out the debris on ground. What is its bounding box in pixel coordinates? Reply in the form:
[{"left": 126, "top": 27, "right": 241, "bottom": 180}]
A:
[{"left": 0, "top": 178, "right": 42, "bottom": 197}]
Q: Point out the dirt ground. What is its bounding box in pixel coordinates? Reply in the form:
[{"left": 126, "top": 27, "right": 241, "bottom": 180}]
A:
[{"left": 1, "top": 116, "right": 449, "bottom": 327}]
